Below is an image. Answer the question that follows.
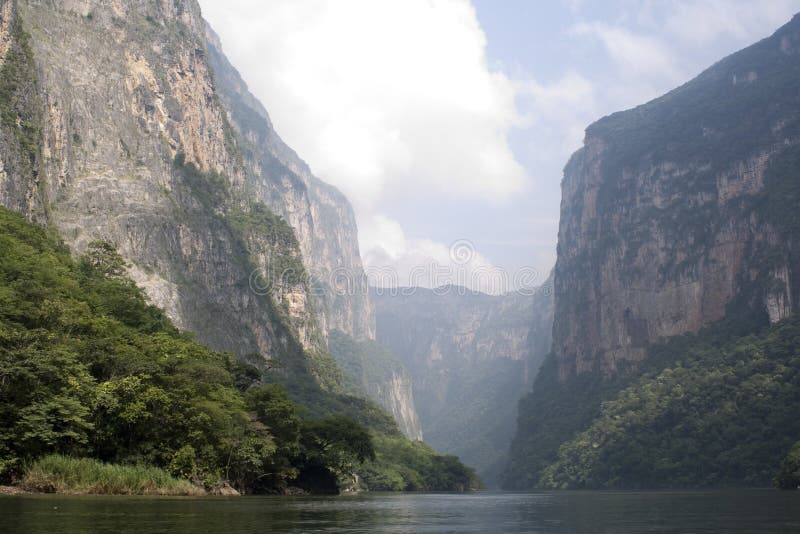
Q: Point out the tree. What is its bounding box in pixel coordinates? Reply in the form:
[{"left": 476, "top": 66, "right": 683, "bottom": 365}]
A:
[
  {"left": 775, "top": 441, "right": 800, "bottom": 489},
  {"left": 301, "top": 416, "right": 375, "bottom": 474}
]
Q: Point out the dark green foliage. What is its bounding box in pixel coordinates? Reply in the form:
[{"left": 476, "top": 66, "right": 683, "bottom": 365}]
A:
[
  {"left": 775, "top": 441, "right": 800, "bottom": 489},
  {"left": 173, "top": 152, "right": 230, "bottom": 210},
  {"left": 0, "top": 207, "right": 474, "bottom": 494},
  {"left": 239, "top": 384, "right": 302, "bottom": 491},
  {"left": 78, "top": 241, "right": 175, "bottom": 334},
  {"left": 505, "top": 315, "right": 800, "bottom": 489},
  {"left": 299, "top": 417, "right": 375, "bottom": 477},
  {"left": 228, "top": 202, "right": 305, "bottom": 287},
  {"left": 359, "top": 434, "right": 479, "bottom": 492},
  {"left": 170, "top": 145, "right": 473, "bottom": 491},
  {"left": 328, "top": 329, "right": 406, "bottom": 399},
  {"left": 0, "top": 206, "right": 261, "bottom": 487},
  {"left": 502, "top": 357, "right": 613, "bottom": 490},
  {"left": 0, "top": 207, "right": 374, "bottom": 493},
  {"left": 506, "top": 17, "right": 800, "bottom": 491},
  {"left": 0, "top": 12, "right": 41, "bottom": 174}
]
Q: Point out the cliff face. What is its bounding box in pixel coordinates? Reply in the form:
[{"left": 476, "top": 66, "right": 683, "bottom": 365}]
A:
[
  {"left": 0, "top": 0, "right": 377, "bottom": 390},
  {"left": 552, "top": 15, "right": 800, "bottom": 380},
  {"left": 328, "top": 330, "right": 423, "bottom": 440},
  {"left": 372, "top": 281, "right": 554, "bottom": 485},
  {"left": 203, "top": 25, "right": 375, "bottom": 342}
]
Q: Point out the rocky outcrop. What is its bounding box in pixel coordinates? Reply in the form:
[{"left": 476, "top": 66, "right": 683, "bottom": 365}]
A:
[
  {"left": 552, "top": 15, "right": 800, "bottom": 380},
  {"left": 328, "top": 330, "right": 423, "bottom": 440},
  {"left": 0, "top": 0, "right": 297, "bottom": 364},
  {"left": 378, "top": 371, "right": 422, "bottom": 441},
  {"left": 204, "top": 24, "right": 375, "bottom": 342},
  {"left": 0, "top": 0, "right": 425, "bottom": 439},
  {"left": 0, "top": 0, "right": 377, "bottom": 385},
  {"left": 372, "top": 280, "right": 554, "bottom": 485}
]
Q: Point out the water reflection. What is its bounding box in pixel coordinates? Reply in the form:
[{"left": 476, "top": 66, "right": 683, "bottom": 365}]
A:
[{"left": 1, "top": 490, "right": 800, "bottom": 533}]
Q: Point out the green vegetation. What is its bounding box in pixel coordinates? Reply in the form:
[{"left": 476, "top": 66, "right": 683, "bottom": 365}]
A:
[
  {"left": 505, "top": 17, "right": 800, "bottom": 491},
  {"left": 328, "top": 331, "right": 479, "bottom": 491},
  {"left": 22, "top": 455, "right": 203, "bottom": 495},
  {"left": 173, "top": 152, "right": 230, "bottom": 210},
  {"left": 775, "top": 442, "right": 800, "bottom": 489},
  {"left": 0, "top": 206, "right": 474, "bottom": 494},
  {"left": 505, "top": 315, "right": 800, "bottom": 489},
  {"left": 0, "top": 12, "right": 42, "bottom": 187},
  {"left": 172, "top": 153, "right": 331, "bottom": 394},
  {"left": 328, "top": 330, "right": 407, "bottom": 400},
  {"left": 227, "top": 201, "right": 307, "bottom": 288},
  {"left": 0, "top": 206, "right": 373, "bottom": 493},
  {"left": 360, "top": 435, "right": 479, "bottom": 492},
  {"left": 170, "top": 155, "right": 438, "bottom": 453}
]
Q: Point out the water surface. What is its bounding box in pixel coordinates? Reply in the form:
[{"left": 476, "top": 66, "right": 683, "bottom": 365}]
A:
[{"left": 2, "top": 490, "right": 799, "bottom": 533}]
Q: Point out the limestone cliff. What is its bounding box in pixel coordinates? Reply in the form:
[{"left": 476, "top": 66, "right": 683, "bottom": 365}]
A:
[
  {"left": 372, "top": 281, "right": 554, "bottom": 485},
  {"left": 0, "top": 0, "right": 378, "bottom": 396},
  {"left": 328, "top": 330, "right": 423, "bottom": 441},
  {"left": 552, "top": 15, "right": 800, "bottom": 380},
  {"left": 204, "top": 25, "right": 375, "bottom": 342}
]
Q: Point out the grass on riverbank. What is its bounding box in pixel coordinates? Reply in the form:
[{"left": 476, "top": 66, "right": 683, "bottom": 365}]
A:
[{"left": 21, "top": 455, "right": 205, "bottom": 496}]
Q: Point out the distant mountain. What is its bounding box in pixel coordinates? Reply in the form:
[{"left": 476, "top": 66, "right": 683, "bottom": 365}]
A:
[
  {"left": 372, "top": 281, "right": 553, "bottom": 486},
  {"left": 505, "top": 14, "right": 800, "bottom": 489}
]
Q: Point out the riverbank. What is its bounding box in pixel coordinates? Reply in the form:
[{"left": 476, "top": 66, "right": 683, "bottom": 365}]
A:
[{"left": 13, "top": 455, "right": 207, "bottom": 496}]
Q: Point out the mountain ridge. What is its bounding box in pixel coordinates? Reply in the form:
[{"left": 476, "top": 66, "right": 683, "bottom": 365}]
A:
[{"left": 505, "top": 12, "right": 800, "bottom": 489}]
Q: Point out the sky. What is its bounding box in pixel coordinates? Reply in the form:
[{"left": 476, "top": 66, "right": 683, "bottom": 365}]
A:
[{"left": 198, "top": 0, "right": 800, "bottom": 293}]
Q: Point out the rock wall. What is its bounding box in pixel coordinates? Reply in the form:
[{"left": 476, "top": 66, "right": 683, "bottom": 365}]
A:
[
  {"left": 204, "top": 24, "right": 375, "bottom": 342},
  {"left": 0, "top": 0, "right": 422, "bottom": 436},
  {"left": 328, "top": 330, "right": 423, "bottom": 440},
  {"left": 552, "top": 15, "right": 800, "bottom": 380},
  {"left": 0, "top": 0, "right": 374, "bottom": 380}
]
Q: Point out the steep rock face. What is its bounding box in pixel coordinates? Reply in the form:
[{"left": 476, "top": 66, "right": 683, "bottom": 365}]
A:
[
  {"left": 0, "top": 0, "right": 309, "bottom": 362},
  {"left": 372, "top": 281, "right": 554, "bottom": 485},
  {"left": 328, "top": 330, "right": 423, "bottom": 440},
  {"left": 378, "top": 371, "right": 422, "bottom": 441},
  {"left": 0, "top": 0, "right": 419, "bottom": 436},
  {"left": 204, "top": 25, "right": 375, "bottom": 342},
  {"left": 0, "top": 0, "right": 373, "bottom": 384},
  {"left": 552, "top": 15, "right": 800, "bottom": 380}
]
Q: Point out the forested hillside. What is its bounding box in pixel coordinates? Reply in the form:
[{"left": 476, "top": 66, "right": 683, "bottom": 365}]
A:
[
  {"left": 506, "top": 313, "right": 800, "bottom": 489},
  {"left": 505, "top": 14, "right": 800, "bottom": 490},
  {"left": 0, "top": 207, "right": 476, "bottom": 494}
]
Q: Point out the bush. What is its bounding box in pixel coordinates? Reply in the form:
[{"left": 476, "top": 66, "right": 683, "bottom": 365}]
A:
[{"left": 22, "top": 455, "right": 204, "bottom": 495}]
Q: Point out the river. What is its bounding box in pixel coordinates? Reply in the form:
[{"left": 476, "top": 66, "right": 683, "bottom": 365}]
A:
[{"left": 2, "top": 490, "right": 799, "bottom": 533}]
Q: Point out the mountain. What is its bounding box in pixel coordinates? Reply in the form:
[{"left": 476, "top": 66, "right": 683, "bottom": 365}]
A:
[
  {"left": 505, "top": 14, "right": 800, "bottom": 489},
  {"left": 0, "top": 0, "right": 421, "bottom": 432},
  {"left": 328, "top": 330, "right": 423, "bottom": 441},
  {"left": 0, "top": 205, "right": 477, "bottom": 494},
  {"left": 372, "top": 281, "right": 553, "bottom": 486}
]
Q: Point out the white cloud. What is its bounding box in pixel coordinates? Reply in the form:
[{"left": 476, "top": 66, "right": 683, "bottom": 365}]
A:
[
  {"left": 199, "top": 0, "right": 526, "bottom": 212},
  {"left": 517, "top": 71, "right": 597, "bottom": 165},
  {"left": 570, "top": 22, "right": 685, "bottom": 83},
  {"left": 567, "top": 1, "right": 800, "bottom": 106},
  {"left": 662, "top": 0, "right": 799, "bottom": 48},
  {"left": 200, "top": 0, "right": 800, "bottom": 291},
  {"left": 359, "top": 213, "right": 521, "bottom": 294},
  {"left": 198, "top": 0, "right": 531, "bottom": 292}
]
